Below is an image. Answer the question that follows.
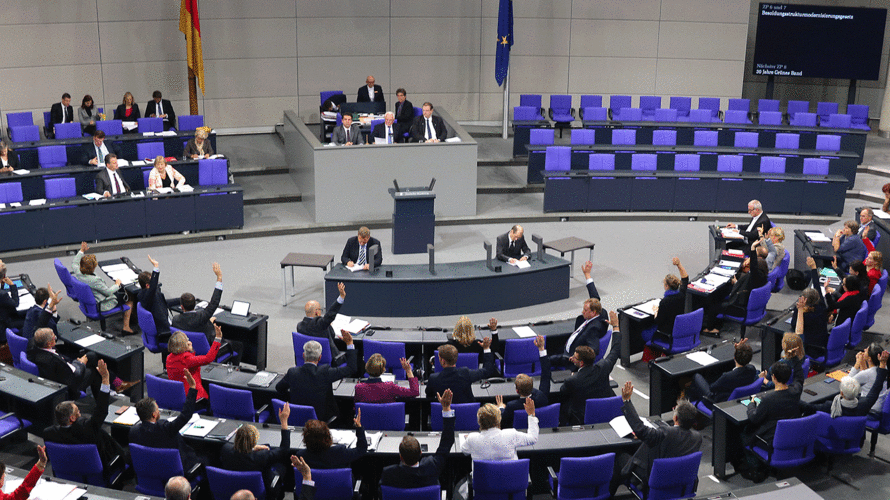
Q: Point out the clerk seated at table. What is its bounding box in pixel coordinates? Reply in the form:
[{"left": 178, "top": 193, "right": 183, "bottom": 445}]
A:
[
  {"left": 22, "top": 286, "right": 62, "bottom": 341},
  {"left": 495, "top": 335, "right": 550, "bottom": 428},
  {"left": 370, "top": 112, "right": 402, "bottom": 144},
  {"left": 331, "top": 114, "right": 363, "bottom": 146},
  {"left": 82, "top": 130, "right": 122, "bottom": 167},
  {"left": 148, "top": 156, "right": 186, "bottom": 192},
  {"left": 184, "top": 129, "right": 214, "bottom": 160},
  {"left": 833, "top": 220, "right": 868, "bottom": 272},
  {"left": 0, "top": 141, "right": 20, "bottom": 173},
  {"left": 94, "top": 154, "right": 130, "bottom": 198},
  {"left": 341, "top": 226, "right": 382, "bottom": 270},
  {"left": 687, "top": 338, "right": 757, "bottom": 407},
  {"left": 725, "top": 200, "right": 772, "bottom": 247},
  {"left": 495, "top": 225, "right": 531, "bottom": 263}
]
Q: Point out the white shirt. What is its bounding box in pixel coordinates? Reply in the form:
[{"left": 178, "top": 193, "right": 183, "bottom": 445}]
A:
[
  {"left": 105, "top": 167, "right": 123, "bottom": 194},
  {"left": 94, "top": 142, "right": 109, "bottom": 166},
  {"left": 424, "top": 117, "right": 438, "bottom": 141},
  {"left": 367, "top": 85, "right": 376, "bottom": 101},
  {"left": 745, "top": 212, "right": 763, "bottom": 234},
  {"left": 461, "top": 416, "right": 539, "bottom": 462}
]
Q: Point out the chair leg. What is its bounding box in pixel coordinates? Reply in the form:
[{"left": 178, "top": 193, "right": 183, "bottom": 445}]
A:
[{"left": 99, "top": 317, "right": 107, "bottom": 331}]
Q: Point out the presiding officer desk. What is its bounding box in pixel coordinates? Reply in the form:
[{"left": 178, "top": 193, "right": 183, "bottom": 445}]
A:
[{"left": 324, "top": 256, "right": 571, "bottom": 317}]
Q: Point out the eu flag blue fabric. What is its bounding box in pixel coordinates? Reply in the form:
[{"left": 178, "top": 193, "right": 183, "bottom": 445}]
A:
[{"left": 495, "top": 0, "right": 513, "bottom": 86}]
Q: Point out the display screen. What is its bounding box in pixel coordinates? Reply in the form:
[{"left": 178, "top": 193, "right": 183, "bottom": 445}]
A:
[{"left": 753, "top": 3, "right": 886, "bottom": 80}]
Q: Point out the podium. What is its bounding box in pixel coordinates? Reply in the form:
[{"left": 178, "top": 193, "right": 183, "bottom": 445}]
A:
[{"left": 389, "top": 187, "right": 435, "bottom": 254}]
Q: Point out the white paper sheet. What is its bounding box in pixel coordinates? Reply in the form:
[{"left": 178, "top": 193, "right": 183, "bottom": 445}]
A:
[
  {"left": 331, "top": 314, "right": 369, "bottom": 334},
  {"left": 82, "top": 193, "right": 103, "bottom": 200},
  {"left": 182, "top": 418, "right": 219, "bottom": 437},
  {"left": 804, "top": 231, "right": 831, "bottom": 242},
  {"left": 11, "top": 169, "right": 29, "bottom": 175},
  {"left": 720, "top": 228, "right": 743, "bottom": 239},
  {"left": 347, "top": 264, "right": 365, "bottom": 272},
  {"left": 113, "top": 406, "right": 141, "bottom": 425},
  {"left": 632, "top": 299, "right": 661, "bottom": 316},
  {"left": 686, "top": 351, "right": 719, "bottom": 366},
  {"left": 508, "top": 259, "right": 531, "bottom": 269},
  {"left": 609, "top": 416, "right": 633, "bottom": 437},
  {"left": 15, "top": 294, "right": 35, "bottom": 312},
  {"left": 512, "top": 326, "right": 537, "bottom": 338},
  {"left": 75, "top": 334, "right": 105, "bottom": 347},
  {"left": 122, "top": 121, "right": 138, "bottom": 130},
  {"left": 28, "top": 199, "right": 46, "bottom": 206},
  {"left": 3, "top": 478, "right": 83, "bottom": 500}
]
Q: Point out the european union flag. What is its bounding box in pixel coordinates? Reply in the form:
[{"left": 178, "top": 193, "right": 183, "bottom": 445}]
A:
[{"left": 495, "top": 0, "right": 513, "bottom": 86}]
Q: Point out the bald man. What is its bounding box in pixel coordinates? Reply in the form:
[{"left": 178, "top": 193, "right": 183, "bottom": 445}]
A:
[
  {"left": 357, "top": 75, "right": 385, "bottom": 103},
  {"left": 495, "top": 225, "right": 531, "bottom": 263},
  {"left": 296, "top": 283, "right": 346, "bottom": 363}
]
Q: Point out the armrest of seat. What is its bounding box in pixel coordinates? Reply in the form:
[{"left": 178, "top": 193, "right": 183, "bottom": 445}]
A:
[
  {"left": 185, "top": 461, "right": 202, "bottom": 479},
  {"left": 570, "top": 108, "right": 576, "bottom": 118},
  {"left": 526, "top": 473, "right": 533, "bottom": 500},
  {"left": 494, "top": 352, "right": 505, "bottom": 377},
  {"left": 270, "top": 470, "right": 281, "bottom": 489},
  {"left": 548, "top": 109, "right": 555, "bottom": 121},
  {"left": 351, "top": 478, "right": 362, "bottom": 500},
  {"left": 547, "top": 466, "right": 558, "bottom": 498},
  {"left": 254, "top": 404, "right": 269, "bottom": 420}
]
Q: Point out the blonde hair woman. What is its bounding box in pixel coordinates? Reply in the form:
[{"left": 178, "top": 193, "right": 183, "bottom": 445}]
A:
[
  {"left": 184, "top": 129, "right": 214, "bottom": 159},
  {"left": 221, "top": 404, "right": 291, "bottom": 498},
  {"left": 148, "top": 156, "right": 185, "bottom": 191},
  {"left": 166, "top": 324, "right": 223, "bottom": 400},
  {"left": 114, "top": 92, "right": 141, "bottom": 122}
]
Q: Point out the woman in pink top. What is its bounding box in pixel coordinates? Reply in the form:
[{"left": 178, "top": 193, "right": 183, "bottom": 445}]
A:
[{"left": 354, "top": 354, "right": 419, "bottom": 403}]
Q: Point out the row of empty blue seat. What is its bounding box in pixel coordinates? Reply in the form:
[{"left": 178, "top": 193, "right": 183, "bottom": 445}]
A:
[
  {"left": 6, "top": 113, "right": 206, "bottom": 143},
  {"left": 30, "top": 141, "right": 177, "bottom": 169},
  {"left": 530, "top": 128, "right": 843, "bottom": 151}
]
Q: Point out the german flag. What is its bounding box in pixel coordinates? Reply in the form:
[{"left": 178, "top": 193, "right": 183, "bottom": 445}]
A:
[{"left": 179, "top": 0, "right": 205, "bottom": 95}]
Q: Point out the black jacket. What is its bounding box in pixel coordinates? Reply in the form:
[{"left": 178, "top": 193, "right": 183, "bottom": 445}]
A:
[
  {"left": 295, "top": 426, "right": 367, "bottom": 469},
  {"left": 137, "top": 270, "right": 171, "bottom": 335},
  {"left": 745, "top": 357, "right": 805, "bottom": 445},
  {"left": 621, "top": 399, "right": 702, "bottom": 484},
  {"left": 656, "top": 276, "right": 688, "bottom": 335},
  {"left": 380, "top": 415, "right": 455, "bottom": 488},
  {"left": 276, "top": 347, "right": 357, "bottom": 422},
  {"left": 296, "top": 298, "right": 344, "bottom": 360},
  {"left": 707, "top": 365, "right": 758, "bottom": 403},
  {"left": 410, "top": 115, "right": 447, "bottom": 142},
  {"left": 560, "top": 331, "right": 622, "bottom": 425},
  {"left": 340, "top": 236, "right": 383, "bottom": 267},
  {"left": 425, "top": 351, "right": 497, "bottom": 404},
  {"left": 501, "top": 354, "right": 550, "bottom": 428},
  {"left": 172, "top": 286, "right": 222, "bottom": 344},
  {"left": 22, "top": 305, "right": 57, "bottom": 340},
  {"left": 129, "top": 388, "right": 200, "bottom": 471},
  {"left": 43, "top": 388, "right": 125, "bottom": 471}
]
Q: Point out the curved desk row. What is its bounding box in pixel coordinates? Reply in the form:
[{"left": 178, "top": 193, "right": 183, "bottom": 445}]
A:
[
  {"left": 0, "top": 159, "right": 226, "bottom": 201},
  {"left": 0, "top": 186, "right": 243, "bottom": 251},
  {"left": 542, "top": 170, "right": 847, "bottom": 216},
  {"left": 526, "top": 144, "right": 859, "bottom": 186},
  {"left": 324, "top": 258, "right": 571, "bottom": 317},
  {"left": 9, "top": 130, "right": 218, "bottom": 170}
]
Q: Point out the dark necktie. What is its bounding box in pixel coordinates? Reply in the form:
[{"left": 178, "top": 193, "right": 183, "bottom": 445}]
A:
[
  {"left": 396, "top": 102, "right": 401, "bottom": 117},
  {"left": 113, "top": 172, "right": 123, "bottom": 194},
  {"left": 426, "top": 119, "right": 432, "bottom": 140}
]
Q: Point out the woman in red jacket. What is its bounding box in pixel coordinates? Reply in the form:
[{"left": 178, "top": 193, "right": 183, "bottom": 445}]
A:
[
  {"left": 865, "top": 251, "right": 883, "bottom": 295},
  {"left": 0, "top": 445, "right": 47, "bottom": 500},
  {"left": 166, "top": 323, "right": 222, "bottom": 401}
]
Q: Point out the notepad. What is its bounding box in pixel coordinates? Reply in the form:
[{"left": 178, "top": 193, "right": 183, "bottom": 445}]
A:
[
  {"left": 686, "top": 351, "right": 719, "bottom": 366},
  {"left": 804, "top": 231, "right": 831, "bottom": 242},
  {"left": 75, "top": 334, "right": 105, "bottom": 348},
  {"left": 331, "top": 314, "right": 369, "bottom": 334},
  {"left": 632, "top": 299, "right": 661, "bottom": 317},
  {"left": 508, "top": 259, "right": 531, "bottom": 269},
  {"left": 113, "top": 406, "right": 141, "bottom": 425},
  {"left": 512, "top": 326, "right": 537, "bottom": 338},
  {"left": 182, "top": 418, "right": 219, "bottom": 437}
]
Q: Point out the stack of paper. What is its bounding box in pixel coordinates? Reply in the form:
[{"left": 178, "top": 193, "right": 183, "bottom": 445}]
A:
[
  {"left": 720, "top": 228, "right": 743, "bottom": 239},
  {"left": 332, "top": 314, "right": 369, "bottom": 334},
  {"left": 632, "top": 299, "right": 661, "bottom": 316},
  {"left": 158, "top": 130, "right": 177, "bottom": 136},
  {"left": 75, "top": 334, "right": 105, "bottom": 348},
  {"left": 874, "top": 209, "right": 890, "bottom": 219},
  {"left": 512, "top": 326, "right": 537, "bottom": 338},
  {"left": 15, "top": 293, "right": 35, "bottom": 312},
  {"left": 28, "top": 199, "right": 46, "bottom": 206},
  {"left": 179, "top": 184, "right": 194, "bottom": 192},
  {"left": 104, "top": 263, "right": 139, "bottom": 284},
  {"left": 113, "top": 406, "right": 141, "bottom": 425},
  {"left": 122, "top": 121, "right": 137, "bottom": 131},
  {"left": 508, "top": 260, "right": 531, "bottom": 269},
  {"left": 805, "top": 231, "right": 831, "bottom": 242},
  {"left": 686, "top": 351, "right": 719, "bottom": 366}
]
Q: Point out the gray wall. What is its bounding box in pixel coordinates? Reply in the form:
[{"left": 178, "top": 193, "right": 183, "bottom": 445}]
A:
[{"left": 12, "top": 0, "right": 881, "bottom": 130}]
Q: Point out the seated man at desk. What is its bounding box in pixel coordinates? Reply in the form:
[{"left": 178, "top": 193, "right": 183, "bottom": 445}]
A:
[
  {"left": 331, "top": 114, "right": 363, "bottom": 146},
  {"left": 426, "top": 338, "right": 496, "bottom": 404},
  {"left": 49, "top": 93, "right": 74, "bottom": 137},
  {"left": 131, "top": 370, "right": 204, "bottom": 475},
  {"left": 357, "top": 75, "right": 384, "bottom": 103},
  {"left": 145, "top": 90, "right": 176, "bottom": 131},
  {"left": 81, "top": 130, "right": 122, "bottom": 167},
  {"left": 43, "top": 359, "right": 129, "bottom": 474},
  {"left": 495, "top": 225, "right": 531, "bottom": 263},
  {"left": 95, "top": 154, "right": 130, "bottom": 198},
  {"left": 858, "top": 208, "right": 877, "bottom": 247},
  {"left": 371, "top": 112, "right": 402, "bottom": 144},
  {"left": 559, "top": 313, "right": 622, "bottom": 425},
  {"left": 276, "top": 334, "right": 357, "bottom": 426},
  {"left": 833, "top": 220, "right": 868, "bottom": 271},
  {"left": 551, "top": 261, "right": 609, "bottom": 368},
  {"left": 687, "top": 338, "right": 757, "bottom": 407},
  {"left": 495, "top": 335, "right": 550, "bottom": 428},
  {"left": 0, "top": 261, "right": 24, "bottom": 339},
  {"left": 298, "top": 282, "right": 347, "bottom": 362},
  {"left": 341, "top": 227, "right": 382, "bottom": 270},
  {"left": 725, "top": 200, "right": 771, "bottom": 247},
  {"left": 609, "top": 381, "right": 701, "bottom": 498},
  {"left": 410, "top": 102, "right": 446, "bottom": 143},
  {"left": 22, "top": 285, "right": 62, "bottom": 340},
  {"left": 137, "top": 255, "right": 180, "bottom": 343}
]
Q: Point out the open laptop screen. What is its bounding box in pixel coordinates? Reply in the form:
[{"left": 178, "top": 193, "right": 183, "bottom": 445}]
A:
[{"left": 230, "top": 300, "right": 250, "bottom": 316}]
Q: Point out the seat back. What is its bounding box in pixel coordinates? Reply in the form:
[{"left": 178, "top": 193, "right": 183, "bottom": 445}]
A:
[
  {"left": 137, "top": 117, "right": 163, "bottom": 133},
  {"left": 549, "top": 95, "right": 572, "bottom": 113},
  {"left": 571, "top": 129, "right": 595, "bottom": 145},
  {"left": 865, "top": 284, "right": 882, "bottom": 329},
  {"left": 295, "top": 468, "right": 352, "bottom": 500},
  {"left": 824, "top": 113, "right": 852, "bottom": 129},
  {"left": 654, "top": 108, "right": 678, "bottom": 122},
  {"left": 639, "top": 96, "right": 662, "bottom": 118},
  {"left": 723, "top": 110, "right": 750, "bottom": 124},
  {"left": 130, "top": 444, "right": 184, "bottom": 497},
  {"left": 733, "top": 131, "right": 758, "bottom": 148},
  {"left": 355, "top": 402, "right": 405, "bottom": 431},
  {"left": 320, "top": 90, "right": 344, "bottom": 105},
  {"left": 503, "top": 338, "right": 542, "bottom": 377},
  {"left": 579, "top": 95, "right": 603, "bottom": 109},
  {"left": 70, "top": 277, "right": 101, "bottom": 319},
  {"left": 514, "top": 403, "right": 559, "bottom": 429},
  {"left": 645, "top": 451, "right": 702, "bottom": 500},
  {"left": 145, "top": 373, "right": 186, "bottom": 411},
  {"left": 728, "top": 98, "right": 750, "bottom": 112},
  {"left": 137, "top": 141, "right": 165, "bottom": 160},
  {"left": 271, "top": 398, "right": 317, "bottom": 426},
  {"left": 6, "top": 331, "right": 27, "bottom": 368},
  {"left": 519, "top": 94, "right": 542, "bottom": 109},
  {"left": 790, "top": 112, "right": 817, "bottom": 127},
  {"left": 430, "top": 402, "right": 479, "bottom": 431},
  {"left": 19, "top": 352, "right": 39, "bottom": 377},
  {"left": 847, "top": 104, "right": 869, "bottom": 126},
  {"left": 381, "top": 485, "right": 440, "bottom": 500},
  {"left": 787, "top": 100, "right": 810, "bottom": 118},
  {"left": 529, "top": 128, "right": 554, "bottom": 145},
  {"left": 615, "top": 107, "right": 642, "bottom": 122},
  {"left": 772, "top": 251, "right": 791, "bottom": 293},
  {"left": 209, "top": 383, "right": 258, "bottom": 421},
  {"left": 0, "top": 183, "right": 23, "bottom": 204},
  {"left": 611, "top": 129, "right": 636, "bottom": 145},
  {"left": 774, "top": 133, "right": 800, "bottom": 150},
  {"left": 44, "top": 442, "right": 107, "bottom": 486},
  {"left": 819, "top": 318, "right": 851, "bottom": 367},
  {"left": 38, "top": 145, "right": 67, "bottom": 168},
  {"left": 180, "top": 329, "right": 213, "bottom": 356},
  {"left": 137, "top": 303, "right": 166, "bottom": 353},
  {"left": 744, "top": 283, "right": 772, "bottom": 323},
  {"left": 760, "top": 156, "right": 786, "bottom": 174},
  {"left": 513, "top": 106, "right": 540, "bottom": 121},
  {"left": 728, "top": 378, "right": 764, "bottom": 401},
  {"left": 768, "top": 413, "right": 823, "bottom": 468},
  {"left": 802, "top": 158, "right": 829, "bottom": 176},
  {"left": 6, "top": 112, "right": 33, "bottom": 129},
  {"left": 688, "top": 108, "right": 713, "bottom": 123},
  {"left": 473, "top": 459, "right": 530, "bottom": 500},
  {"left": 880, "top": 270, "right": 888, "bottom": 300},
  {"left": 557, "top": 454, "right": 614, "bottom": 500},
  {"left": 698, "top": 97, "right": 720, "bottom": 119},
  {"left": 674, "top": 154, "right": 700, "bottom": 172},
  {"left": 693, "top": 130, "right": 718, "bottom": 147},
  {"left": 669, "top": 96, "right": 692, "bottom": 118},
  {"left": 652, "top": 129, "right": 676, "bottom": 146},
  {"left": 198, "top": 158, "right": 229, "bottom": 186},
  {"left": 669, "top": 308, "right": 703, "bottom": 353},
  {"left": 53, "top": 258, "right": 77, "bottom": 301},
  {"left": 588, "top": 153, "right": 616, "bottom": 171},
  {"left": 292, "top": 331, "right": 334, "bottom": 366},
  {"left": 432, "top": 350, "right": 479, "bottom": 372},
  {"left": 584, "top": 396, "right": 623, "bottom": 425},
  {"left": 581, "top": 107, "right": 608, "bottom": 121},
  {"left": 178, "top": 115, "right": 204, "bottom": 131},
  {"left": 631, "top": 154, "right": 656, "bottom": 171},
  {"left": 816, "top": 412, "right": 868, "bottom": 455},
  {"left": 816, "top": 101, "right": 839, "bottom": 122},
  {"left": 54, "top": 122, "right": 81, "bottom": 139},
  {"left": 758, "top": 99, "right": 780, "bottom": 112},
  {"left": 207, "top": 466, "right": 266, "bottom": 500},
  {"left": 96, "top": 120, "right": 123, "bottom": 136},
  {"left": 758, "top": 111, "right": 783, "bottom": 125},
  {"left": 45, "top": 177, "right": 76, "bottom": 200},
  {"left": 609, "top": 95, "right": 632, "bottom": 117},
  {"left": 10, "top": 125, "right": 39, "bottom": 142},
  {"left": 815, "top": 134, "right": 841, "bottom": 151},
  {"left": 849, "top": 299, "right": 868, "bottom": 347},
  {"left": 362, "top": 339, "right": 409, "bottom": 379},
  {"left": 544, "top": 146, "right": 571, "bottom": 172}
]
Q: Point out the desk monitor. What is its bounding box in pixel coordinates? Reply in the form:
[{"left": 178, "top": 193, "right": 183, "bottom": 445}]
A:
[{"left": 230, "top": 300, "right": 250, "bottom": 317}]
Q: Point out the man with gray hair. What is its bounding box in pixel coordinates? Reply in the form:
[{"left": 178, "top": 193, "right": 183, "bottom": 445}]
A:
[
  {"left": 371, "top": 112, "right": 402, "bottom": 144},
  {"left": 725, "top": 199, "right": 772, "bottom": 245},
  {"left": 276, "top": 330, "right": 356, "bottom": 426},
  {"left": 297, "top": 282, "right": 347, "bottom": 362},
  {"left": 165, "top": 476, "right": 191, "bottom": 500}
]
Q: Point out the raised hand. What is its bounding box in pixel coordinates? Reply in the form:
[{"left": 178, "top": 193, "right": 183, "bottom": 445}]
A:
[
  {"left": 481, "top": 337, "right": 492, "bottom": 350},
  {"left": 806, "top": 256, "right": 817, "bottom": 270},
  {"left": 342, "top": 331, "right": 353, "bottom": 345},
  {"left": 148, "top": 254, "right": 159, "bottom": 268},
  {"left": 608, "top": 311, "right": 619, "bottom": 327},
  {"left": 495, "top": 394, "right": 504, "bottom": 409},
  {"left": 214, "top": 323, "right": 223, "bottom": 340},
  {"left": 534, "top": 335, "right": 545, "bottom": 351},
  {"left": 582, "top": 260, "right": 593, "bottom": 278},
  {"left": 488, "top": 318, "right": 498, "bottom": 331},
  {"left": 183, "top": 369, "right": 196, "bottom": 389},
  {"left": 48, "top": 285, "right": 62, "bottom": 307},
  {"left": 97, "top": 359, "right": 110, "bottom": 384},
  {"left": 279, "top": 403, "right": 291, "bottom": 428},
  {"left": 621, "top": 381, "right": 633, "bottom": 401},
  {"left": 672, "top": 257, "right": 680, "bottom": 266},
  {"left": 338, "top": 282, "right": 346, "bottom": 299},
  {"left": 292, "top": 456, "right": 311, "bottom": 481},
  {"left": 524, "top": 396, "right": 536, "bottom": 416},
  {"left": 399, "top": 357, "right": 413, "bottom": 377},
  {"left": 212, "top": 262, "right": 222, "bottom": 280},
  {"left": 354, "top": 408, "right": 362, "bottom": 428},
  {"left": 36, "top": 445, "right": 47, "bottom": 469},
  {"left": 80, "top": 241, "right": 89, "bottom": 253},
  {"left": 438, "top": 389, "right": 453, "bottom": 412}
]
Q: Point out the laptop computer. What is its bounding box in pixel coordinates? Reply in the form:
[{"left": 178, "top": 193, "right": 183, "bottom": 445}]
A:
[{"left": 230, "top": 300, "right": 250, "bottom": 317}]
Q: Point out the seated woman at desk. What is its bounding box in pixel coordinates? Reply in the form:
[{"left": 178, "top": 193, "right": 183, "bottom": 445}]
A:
[
  {"left": 294, "top": 411, "right": 367, "bottom": 469},
  {"left": 166, "top": 324, "right": 222, "bottom": 405},
  {"left": 865, "top": 251, "right": 883, "bottom": 295},
  {"left": 114, "top": 92, "right": 141, "bottom": 125},
  {"left": 448, "top": 316, "right": 498, "bottom": 354},
  {"left": 702, "top": 244, "right": 769, "bottom": 334},
  {"left": 790, "top": 257, "right": 828, "bottom": 355},
  {"left": 221, "top": 404, "right": 292, "bottom": 499},
  {"left": 761, "top": 332, "right": 806, "bottom": 390},
  {"left": 184, "top": 129, "right": 214, "bottom": 159},
  {"left": 78, "top": 94, "right": 97, "bottom": 136},
  {"left": 147, "top": 156, "right": 186, "bottom": 191},
  {"left": 825, "top": 274, "right": 864, "bottom": 327},
  {"left": 0, "top": 141, "right": 18, "bottom": 173},
  {"left": 72, "top": 242, "right": 134, "bottom": 334},
  {"left": 354, "top": 354, "right": 419, "bottom": 403}
]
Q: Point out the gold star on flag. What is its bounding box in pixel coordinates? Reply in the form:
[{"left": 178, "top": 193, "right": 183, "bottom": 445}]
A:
[{"left": 500, "top": 35, "right": 509, "bottom": 45}]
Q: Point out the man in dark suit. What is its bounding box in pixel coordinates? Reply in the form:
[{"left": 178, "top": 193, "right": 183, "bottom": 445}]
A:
[
  {"left": 551, "top": 261, "right": 609, "bottom": 368},
  {"left": 145, "top": 90, "right": 177, "bottom": 131},
  {"left": 81, "top": 131, "right": 122, "bottom": 167},
  {"left": 858, "top": 208, "right": 877, "bottom": 243},
  {"left": 341, "top": 227, "right": 383, "bottom": 270},
  {"left": 410, "top": 102, "right": 447, "bottom": 143},
  {"left": 130, "top": 370, "right": 203, "bottom": 473},
  {"left": 95, "top": 154, "right": 130, "bottom": 198},
  {"left": 495, "top": 225, "right": 531, "bottom": 263},
  {"left": 688, "top": 338, "right": 757, "bottom": 406},
  {"left": 28, "top": 328, "right": 101, "bottom": 399},
  {"left": 725, "top": 199, "right": 771, "bottom": 246},
  {"left": 43, "top": 359, "right": 128, "bottom": 473},
  {"left": 609, "top": 381, "right": 702, "bottom": 497},
  {"left": 0, "top": 260, "right": 24, "bottom": 340},
  {"left": 425, "top": 338, "right": 496, "bottom": 404},
  {"left": 496, "top": 336, "right": 550, "bottom": 428},
  {"left": 356, "top": 75, "right": 385, "bottom": 104},
  {"left": 559, "top": 313, "right": 622, "bottom": 425},
  {"left": 330, "top": 114, "right": 364, "bottom": 146},
  {"left": 380, "top": 389, "right": 455, "bottom": 489},
  {"left": 298, "top": 282, "right": 346, "bottom": 362},
  {"left": 393, "top": 88, "right": 414, "bottom": 137},
  {"left": 170, "top": 262, "right": 241, "bottom": 364},
  {"left": 275, "top": 332, "right": 357, "bottom": 425},
  {"left": 137, "top": 255, "right": 180, "bottom": 343},
  {"left": 22, "top": 286, "right": 62, "bottom": 341},
  {"left": 49, "top": 93, "right": 74, "bottom": 137},
  {"left": 370, "top": 112, "right": 402, "bottom": 144}
]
